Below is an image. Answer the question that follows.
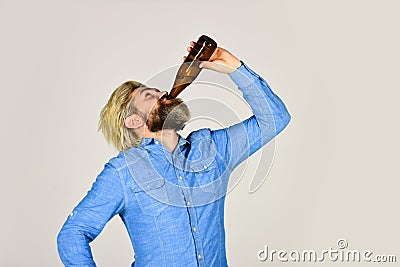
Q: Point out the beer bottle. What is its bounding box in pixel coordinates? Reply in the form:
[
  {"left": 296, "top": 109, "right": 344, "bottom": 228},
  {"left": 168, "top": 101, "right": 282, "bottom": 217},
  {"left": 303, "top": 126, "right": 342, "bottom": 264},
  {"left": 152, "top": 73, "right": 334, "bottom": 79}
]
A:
[{"left": 166, "top": 35, "right": 217, "bottom": 99}]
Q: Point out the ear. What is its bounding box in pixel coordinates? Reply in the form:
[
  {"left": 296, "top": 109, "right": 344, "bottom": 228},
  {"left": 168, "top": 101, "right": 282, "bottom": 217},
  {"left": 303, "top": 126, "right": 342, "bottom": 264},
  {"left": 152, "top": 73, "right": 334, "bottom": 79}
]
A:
[{"left": 124, "top": 114, "right": 144, "bottom": 129}]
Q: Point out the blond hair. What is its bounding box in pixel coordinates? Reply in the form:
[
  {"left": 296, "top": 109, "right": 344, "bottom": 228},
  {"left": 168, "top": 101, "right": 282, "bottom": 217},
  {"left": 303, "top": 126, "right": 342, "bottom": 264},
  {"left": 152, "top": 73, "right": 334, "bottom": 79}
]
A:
[{"left": 98, "top": 81, "right": 143, "bottom": 151}]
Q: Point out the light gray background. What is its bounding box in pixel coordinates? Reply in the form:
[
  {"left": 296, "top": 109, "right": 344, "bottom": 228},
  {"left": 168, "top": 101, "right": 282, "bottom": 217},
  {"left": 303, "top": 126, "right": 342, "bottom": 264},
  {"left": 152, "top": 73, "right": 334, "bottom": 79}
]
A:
[{"left": 1, "top": 0, "right": 399, "bottom": 266}]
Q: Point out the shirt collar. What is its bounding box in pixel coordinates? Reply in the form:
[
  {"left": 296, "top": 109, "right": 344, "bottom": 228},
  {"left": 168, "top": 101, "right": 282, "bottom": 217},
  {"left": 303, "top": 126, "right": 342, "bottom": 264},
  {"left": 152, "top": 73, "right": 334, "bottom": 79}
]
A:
[{"left": 138, "top": 134, "right": 190, "bottom": 149}]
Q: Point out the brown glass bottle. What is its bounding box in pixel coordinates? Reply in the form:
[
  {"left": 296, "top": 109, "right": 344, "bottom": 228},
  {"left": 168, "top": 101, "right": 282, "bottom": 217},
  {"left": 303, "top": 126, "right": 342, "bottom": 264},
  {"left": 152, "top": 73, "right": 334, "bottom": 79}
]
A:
[{"left": 166, "top": 35, "right": 217, "bottom": 99}]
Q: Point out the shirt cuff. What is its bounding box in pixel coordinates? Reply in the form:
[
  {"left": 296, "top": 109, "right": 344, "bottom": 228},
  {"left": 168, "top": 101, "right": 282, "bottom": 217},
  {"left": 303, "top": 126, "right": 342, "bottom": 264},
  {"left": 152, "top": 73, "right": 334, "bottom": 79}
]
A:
[{"left": 228, "top": 60, "right": 259, "bottom": 88}]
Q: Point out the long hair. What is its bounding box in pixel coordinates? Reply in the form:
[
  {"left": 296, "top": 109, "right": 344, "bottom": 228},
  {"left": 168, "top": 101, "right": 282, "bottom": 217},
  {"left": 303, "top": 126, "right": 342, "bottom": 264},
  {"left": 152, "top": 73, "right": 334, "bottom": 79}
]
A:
[{"left": 98, "top": 81, "right": 143, "bottom": 151}]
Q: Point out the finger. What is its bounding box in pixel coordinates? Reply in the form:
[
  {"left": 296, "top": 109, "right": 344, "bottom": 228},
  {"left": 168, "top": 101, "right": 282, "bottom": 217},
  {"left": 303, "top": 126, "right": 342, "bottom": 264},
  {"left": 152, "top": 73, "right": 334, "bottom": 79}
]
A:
[
  {"left": 183, "top": 56, "right": 187, "bottom": 61},
  {"left": 187, "top": 47, "right": 192, "bottom": 52},
  {"left": 199, "top": 61, "right": 208, "bottom": 69},
  {"left": 190, "top": 41, "right": 196, "bottom": 47}
]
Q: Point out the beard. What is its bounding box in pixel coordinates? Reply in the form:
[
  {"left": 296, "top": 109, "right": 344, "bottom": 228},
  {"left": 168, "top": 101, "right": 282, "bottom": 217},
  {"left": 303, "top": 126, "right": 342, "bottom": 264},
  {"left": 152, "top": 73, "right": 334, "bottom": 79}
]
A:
[{"left": 146, "top": 98, "right": 191, "bottom": 132}]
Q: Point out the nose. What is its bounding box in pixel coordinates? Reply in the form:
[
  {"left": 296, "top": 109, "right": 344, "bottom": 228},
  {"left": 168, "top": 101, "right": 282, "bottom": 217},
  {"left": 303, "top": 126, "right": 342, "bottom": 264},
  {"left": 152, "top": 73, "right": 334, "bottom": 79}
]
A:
[{"left": 156, "top": 90, "right": 168, "bottom": 100}]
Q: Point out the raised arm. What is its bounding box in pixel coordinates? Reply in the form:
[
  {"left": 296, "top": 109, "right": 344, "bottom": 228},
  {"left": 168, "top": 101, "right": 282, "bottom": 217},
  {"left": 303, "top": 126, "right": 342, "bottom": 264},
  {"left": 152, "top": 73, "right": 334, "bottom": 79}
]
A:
[
  {"left": 57, "top": 163, "right": 125, "bottom": 266},
  {"left": 193, "top": 43, "right": 291, "bottom": 171}
]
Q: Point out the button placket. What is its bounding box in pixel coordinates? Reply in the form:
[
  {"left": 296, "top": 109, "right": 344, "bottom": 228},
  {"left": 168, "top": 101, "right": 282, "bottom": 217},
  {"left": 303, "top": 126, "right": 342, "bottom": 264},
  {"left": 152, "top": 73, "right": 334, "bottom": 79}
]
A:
[
  {"left": 184, "top": 201, "right": 205, "bottom": 266},
  {"left": 171, "top": 142, "right": 206, "bottom": 265}
]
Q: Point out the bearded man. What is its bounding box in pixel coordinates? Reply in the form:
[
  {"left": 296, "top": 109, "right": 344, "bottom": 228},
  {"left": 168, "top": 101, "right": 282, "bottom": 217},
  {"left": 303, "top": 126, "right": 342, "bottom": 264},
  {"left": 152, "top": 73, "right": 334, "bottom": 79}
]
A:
[{"left": 57, "top": 40, "right": 291, "bottom": 267}]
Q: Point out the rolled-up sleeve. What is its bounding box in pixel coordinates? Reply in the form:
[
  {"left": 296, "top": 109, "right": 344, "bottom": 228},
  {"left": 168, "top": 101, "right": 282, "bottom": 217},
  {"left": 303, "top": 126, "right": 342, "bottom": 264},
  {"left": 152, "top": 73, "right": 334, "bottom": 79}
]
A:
[{"left": 57, "top": 162, "right": 125, "bottom": 266}]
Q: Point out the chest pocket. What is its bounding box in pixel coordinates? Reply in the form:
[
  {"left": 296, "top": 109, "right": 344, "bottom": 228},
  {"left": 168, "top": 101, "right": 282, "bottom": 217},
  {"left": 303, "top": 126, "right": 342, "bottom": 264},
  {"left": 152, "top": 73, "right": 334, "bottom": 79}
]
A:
[
  {"left": 192, "top": 160, "right": 223, "bottom": 205},
  {"left": 190, "top": 159, "right": 225, "bottom": 208},
  {"left": 192, "top": 160, "right": 222, "bottom": 193},
  {"left": 132, "top": 179, "right": 169, "bottom": 216}
]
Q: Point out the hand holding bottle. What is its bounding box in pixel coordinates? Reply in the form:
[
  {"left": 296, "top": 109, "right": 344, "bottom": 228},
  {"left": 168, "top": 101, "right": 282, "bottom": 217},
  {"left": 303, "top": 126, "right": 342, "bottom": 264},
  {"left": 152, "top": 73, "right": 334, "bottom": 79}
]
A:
[
  {"left": 184, "top": 41, "right": 242, "bottom": 74},
  {"left": 167, "top": 35, "right": 242, "bottom": 100},
  {"left": 167, "top": 35, "right": 218, "bottom": 99}
]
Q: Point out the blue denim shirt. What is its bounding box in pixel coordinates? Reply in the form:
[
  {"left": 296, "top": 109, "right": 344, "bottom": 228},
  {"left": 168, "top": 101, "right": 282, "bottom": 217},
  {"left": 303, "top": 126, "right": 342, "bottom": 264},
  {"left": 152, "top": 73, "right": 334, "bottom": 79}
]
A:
[{"left": 57, "top": 61, "right": 291, "bottom": 267}]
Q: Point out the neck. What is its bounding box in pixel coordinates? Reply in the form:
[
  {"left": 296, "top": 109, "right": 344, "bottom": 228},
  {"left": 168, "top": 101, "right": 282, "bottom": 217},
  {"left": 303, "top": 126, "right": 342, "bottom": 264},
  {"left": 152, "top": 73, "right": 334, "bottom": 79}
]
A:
[{"left": 144, "top": 129, "right": 179, "bottom": 153}]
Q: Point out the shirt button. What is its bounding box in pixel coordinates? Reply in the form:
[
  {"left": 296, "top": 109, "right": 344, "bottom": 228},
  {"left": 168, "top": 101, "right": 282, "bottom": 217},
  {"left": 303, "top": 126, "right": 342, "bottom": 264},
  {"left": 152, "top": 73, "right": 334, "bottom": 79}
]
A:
[
  {"left": 203, "top": 165, "right": 207, "bottom": 169},
  {"left": 179, "top": 175, "right": 183, "bottom": 180},
  {"left": 187, "top": 201, "right": 191, "bottom": 206},
  {"left": 155, "top": 140, "right": 159, "bottom": 145},
  {"left": 198, "top": 254, "right": 202, "bottom": 259},
  {"left": 193, "top": 227, "right": 197, "bottom": 232}
]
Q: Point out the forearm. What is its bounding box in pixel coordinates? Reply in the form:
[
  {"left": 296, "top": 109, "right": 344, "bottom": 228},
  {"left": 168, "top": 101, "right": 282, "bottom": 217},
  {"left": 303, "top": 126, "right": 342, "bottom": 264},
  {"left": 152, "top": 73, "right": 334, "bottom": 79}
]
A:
[
  {"left": 57, "top": 163, "right": 125, "bottom": 266},
  {"left": 228, "top": 61, "right": 291, "bottom": 141},
  {"left": 57, "top": 224, "right": 97, "bottom": 267}
]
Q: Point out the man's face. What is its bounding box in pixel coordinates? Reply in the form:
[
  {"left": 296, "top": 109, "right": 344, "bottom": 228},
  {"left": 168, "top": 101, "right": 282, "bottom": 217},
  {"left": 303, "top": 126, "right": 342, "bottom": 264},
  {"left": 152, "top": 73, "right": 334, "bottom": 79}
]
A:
[{"left": 130, "top": 87, "right": 190, "bottom": 132}]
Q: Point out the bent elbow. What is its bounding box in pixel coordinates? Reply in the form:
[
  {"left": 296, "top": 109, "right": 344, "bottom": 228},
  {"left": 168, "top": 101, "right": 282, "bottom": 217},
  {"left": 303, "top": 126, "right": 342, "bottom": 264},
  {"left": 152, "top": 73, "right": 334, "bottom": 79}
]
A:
[
  {"left": 284, "top": 111, "right": 291, "bottom": 127},
  {"left": 57, "top": 227, "right": 69, "bottom": 255},
  {"left": 276, "top": 111, "right": 291, "bottom": 135}
]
